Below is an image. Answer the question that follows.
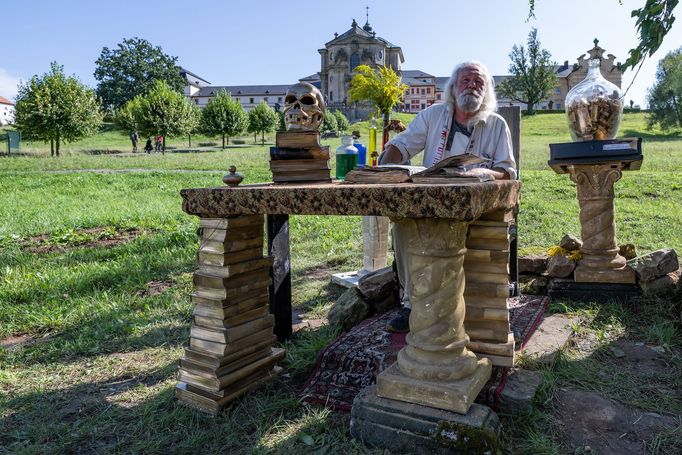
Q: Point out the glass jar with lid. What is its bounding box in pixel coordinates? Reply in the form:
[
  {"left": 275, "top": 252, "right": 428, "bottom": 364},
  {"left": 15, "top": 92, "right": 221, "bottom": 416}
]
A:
[{"left": 565, "top": 59, "right": 624, "bottom": 141}]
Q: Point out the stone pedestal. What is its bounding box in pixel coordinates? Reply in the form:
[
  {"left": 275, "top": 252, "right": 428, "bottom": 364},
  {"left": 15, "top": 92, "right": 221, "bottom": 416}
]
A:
[
  {"left": 377, "top": 218, "right": 492, "bottom": 414},
  {"left": 568, "top": 163, "right": 635, "bottom": 284},
  {"left": 332, "top": 216, "right": 389, "bottom": 288},
  {"left": 351, "top": 385, "right": 501, "bottom": 454}
]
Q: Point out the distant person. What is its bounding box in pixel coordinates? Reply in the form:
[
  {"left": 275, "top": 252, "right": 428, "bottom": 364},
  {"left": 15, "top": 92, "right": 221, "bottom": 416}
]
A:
[
  {"left": 155, "top": 134, "right": 163, "bottom": 152},
  {"left": 144, "top": 138, "right": 153, "bottom": 154},
  {"left": 130, "top": 131, "right": 138, "bottom": 153}
]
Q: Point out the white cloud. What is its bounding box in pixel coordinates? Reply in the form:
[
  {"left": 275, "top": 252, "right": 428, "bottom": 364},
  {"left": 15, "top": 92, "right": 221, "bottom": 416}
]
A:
[{"left": 0, "top": 68, "right": 22, "bottom": 101}]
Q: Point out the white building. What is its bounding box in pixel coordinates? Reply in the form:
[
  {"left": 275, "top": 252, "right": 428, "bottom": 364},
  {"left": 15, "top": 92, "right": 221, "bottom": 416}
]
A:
[{"left": 0, "top": 96, "right": 14, "bottom": 126}]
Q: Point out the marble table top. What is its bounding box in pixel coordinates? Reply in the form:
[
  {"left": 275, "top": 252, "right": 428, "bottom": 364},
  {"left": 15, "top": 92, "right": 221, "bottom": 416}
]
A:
[{"left": 181, "top": 181, "right": 521, "bottom": 220}]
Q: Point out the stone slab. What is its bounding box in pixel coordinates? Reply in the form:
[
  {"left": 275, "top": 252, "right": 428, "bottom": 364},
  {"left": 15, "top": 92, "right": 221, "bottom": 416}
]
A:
[
  {"left": 350, "top": 384, "right": 501, "bottom": 454},
  {"left": 181, "top": 181, "right": 521, "bottom": 220},
  {"left": 330, "top": 271, "right": 362, "bottom": 288},
  {"left": 498, "top": 368, "right": 544, "bottom": 414},
  {"left": 548, "top": 278, "right": 641, "bottom": 303},
  {"left": 522, "top": 313, "right": 580, "bottom": 363},
  {"left": 376, "top": 359, "right": 492, "bottom": 414},
  {"left": 574, "top": 265, "right": 636, "bottom": 283}
]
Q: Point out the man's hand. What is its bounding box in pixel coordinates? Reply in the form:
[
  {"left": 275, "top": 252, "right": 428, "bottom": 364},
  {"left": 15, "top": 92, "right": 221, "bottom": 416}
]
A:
[
  {"left": 463, "top": 167, "right": 510, "bottom": 180},
  {"left": 378, "top": 144, "right": 403, "bottom": 165}
]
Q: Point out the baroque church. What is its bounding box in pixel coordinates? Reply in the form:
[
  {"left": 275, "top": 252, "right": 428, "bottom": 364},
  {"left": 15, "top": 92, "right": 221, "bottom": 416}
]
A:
[{"left": 317, "top": 18, "right": 403, "bottom": 106}]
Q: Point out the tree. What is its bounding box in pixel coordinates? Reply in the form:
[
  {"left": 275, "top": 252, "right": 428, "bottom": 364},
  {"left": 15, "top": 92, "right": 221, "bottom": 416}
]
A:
[
  {"left": 348, "top": 65, "right": 408, "bottom": 129},
  {"left": 498, "top": 28, "right": 557, "bottom": 115},
  {"left": 647, "top": 47, "right": 682, "bottom": 129},
  {"left": 113, "top": 96, "right": 142, "bottom": 134},
  {"left": 14, "top": 62, "right": 102, "bottom": 156},
  {"left": 247, "top": 102, "right": 278, "bottom": 145},
  {"left": 334, "top": 110, "right": 350, "bottom": 133},
  {"left": 200, "top": 90, "right": 248, "bottom": 148},
  {"left": 94, "top": 37, "right": 185, "bottom": 110},
  {"left": 128, "top": 80, "right": 200, "bottom": 151},
  {"left": 321, "top": 110, "right": 338, "bottom": 134},
  {"left": 528, "top": 1, "right": 678, "bottom": 72}
]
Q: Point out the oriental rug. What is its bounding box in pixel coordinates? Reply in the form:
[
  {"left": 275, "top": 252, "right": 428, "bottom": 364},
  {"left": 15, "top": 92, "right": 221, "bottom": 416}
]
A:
[{"left": 298, "top": 294, "right": 549, "bottom": 412}]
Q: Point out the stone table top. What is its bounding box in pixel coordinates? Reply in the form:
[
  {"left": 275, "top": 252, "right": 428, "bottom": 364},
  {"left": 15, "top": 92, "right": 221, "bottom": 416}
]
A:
[{"left": 181, "top": 181, "right": 521, "bottom": 220}]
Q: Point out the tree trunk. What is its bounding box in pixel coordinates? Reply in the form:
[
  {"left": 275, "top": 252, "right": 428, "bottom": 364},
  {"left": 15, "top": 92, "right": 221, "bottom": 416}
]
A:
[
  {"left": 162, "top": 136, "right": 166, "bottom": 155},
  {"left": 670, "top": 93, "right": 682, "bottom": 128},
  {"left": 222, "top": 134, "right": 226, "bottom": 149},
  {"left": 261, "top": 131, "right": 265, "bottom": 146},
  {"left": 50, "top": 139, "right": 54, "bottom": 157},
  {"left": 56, "top": 134, "right": 60, "bottom": 157},
  {"left": 253, "top": 132, "right": 257, "bottom": 143},
  {"left": 526, "top": 103, "right": 535, "bottom": 115},
  {"left": 188, "top": 134, "right": 192, "bottom": 147}
]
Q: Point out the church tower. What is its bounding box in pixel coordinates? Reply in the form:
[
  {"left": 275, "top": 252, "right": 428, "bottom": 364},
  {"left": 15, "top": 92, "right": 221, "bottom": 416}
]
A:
[{"left": 318, "top": 14, "right": 403, "bottom": 107}]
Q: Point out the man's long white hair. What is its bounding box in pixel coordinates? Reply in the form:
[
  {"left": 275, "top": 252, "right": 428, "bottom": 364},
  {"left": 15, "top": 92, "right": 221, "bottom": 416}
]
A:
[{"left": 443, "top": 61, "right": 497, "bottom": 128}]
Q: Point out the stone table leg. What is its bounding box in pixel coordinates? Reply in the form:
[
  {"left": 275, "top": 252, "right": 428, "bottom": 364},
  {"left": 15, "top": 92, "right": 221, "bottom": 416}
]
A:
[
  {"left": 568, "top": 164, "right": 635, "bottom": 283},
  {"left": 377, "top": 217, "right": 492, "bottom": 414}
]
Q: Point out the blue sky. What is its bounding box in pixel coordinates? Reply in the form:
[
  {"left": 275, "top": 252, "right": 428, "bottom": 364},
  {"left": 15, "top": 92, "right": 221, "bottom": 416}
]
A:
[{"left": 2, "top": 0, "right": 681, "bottom": 107}]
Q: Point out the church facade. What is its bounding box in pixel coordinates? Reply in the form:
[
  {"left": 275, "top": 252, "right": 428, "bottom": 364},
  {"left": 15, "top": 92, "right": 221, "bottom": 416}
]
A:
[{"left": 318, "top": 19, "right": 403, "bottom": 106}]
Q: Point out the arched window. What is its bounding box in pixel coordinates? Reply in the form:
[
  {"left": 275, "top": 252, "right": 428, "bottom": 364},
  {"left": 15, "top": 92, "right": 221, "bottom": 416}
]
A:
[{"left": 350, "top": 53, "right": 360, "bottom": 71}]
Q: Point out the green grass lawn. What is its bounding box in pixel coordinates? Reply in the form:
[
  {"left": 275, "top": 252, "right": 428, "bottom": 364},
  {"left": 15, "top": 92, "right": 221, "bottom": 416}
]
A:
[{"left": 0, "top": 112, "right": 680, "bottom": 453}]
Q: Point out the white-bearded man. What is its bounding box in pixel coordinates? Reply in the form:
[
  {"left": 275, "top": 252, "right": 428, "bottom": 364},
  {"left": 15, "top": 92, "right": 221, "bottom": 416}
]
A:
[{"left": 380, "top": 61, "right": 518, "bottom": 333}]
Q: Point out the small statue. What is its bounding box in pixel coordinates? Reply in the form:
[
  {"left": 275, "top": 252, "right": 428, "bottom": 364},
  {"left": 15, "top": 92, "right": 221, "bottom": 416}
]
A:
[
  {"left": 223, "top": 165, "right": 243, "bottom": 187},
  {"left": 283, "top": 82, "right": 326, "bottom": 132}
]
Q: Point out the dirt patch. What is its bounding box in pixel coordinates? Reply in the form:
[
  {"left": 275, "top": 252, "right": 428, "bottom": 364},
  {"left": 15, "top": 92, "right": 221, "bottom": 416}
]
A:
[
  {"left": 292, "top": 308, "right": 328, "bottom": 334},
  {"left": 137, "top": 280, "right": 174, "bottom": 298},
  {"left": 1, "top": 334, "right": 35, "bottom": 349},
  {"left": 23, "top": 227, "right": 142, "bottom": 253},
  {"left": 554, "top": 387, "right": 677, "bottom": 454},
  {"left": 299, "top": 266, "right": 336, "bottom": 281}
]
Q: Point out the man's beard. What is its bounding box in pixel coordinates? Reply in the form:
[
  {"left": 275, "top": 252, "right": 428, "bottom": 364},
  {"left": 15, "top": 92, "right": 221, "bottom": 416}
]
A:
[{"left": 456, "top": 90, "right": 483, "bottom": 113}]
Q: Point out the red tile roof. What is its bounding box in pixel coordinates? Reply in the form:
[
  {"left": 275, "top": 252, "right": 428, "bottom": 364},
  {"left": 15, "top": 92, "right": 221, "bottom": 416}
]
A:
[{"left": 0, "top": 96, "right": 14, "bottom": 105}]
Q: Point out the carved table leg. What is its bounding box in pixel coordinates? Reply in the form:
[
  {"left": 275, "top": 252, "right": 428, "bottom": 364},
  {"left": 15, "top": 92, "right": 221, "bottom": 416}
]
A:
[
  {"left": 377, "top": 217, "right": 492, "bottom": 414},
  {"left": 568, "top": 164, "right": 635, "bottom": 283}
]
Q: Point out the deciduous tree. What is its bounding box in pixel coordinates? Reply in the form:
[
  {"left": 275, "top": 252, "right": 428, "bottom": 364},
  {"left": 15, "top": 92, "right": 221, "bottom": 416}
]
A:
[
  {"left": 333, "top": 109, "right": 350, "bottom": 133},
  {"left": 14, "top": 62, "right": 102, "bottom": 156},
  {"left": 247, "top": 102, "right": 278, "bottom": 145},
  {"left": 647, "top": 47, "right": 682, "bottom": 129},
  {"left": 94, "top": 37, "right": 185, "bottom": 109},
  {"left": 321, "top": 110, "right": 338, "bottom": 134},
  {"left": 498, "top": 28, "right": 557, "bottom": 115},
  {"left": 348, "top": 65, "right": 407, "bottom": 129},
  {"left": 200, "top": 90, "right": 248, "bottom": 148},
  {"left": 128, "top": 80, "right": 200, "bottom": 151}
]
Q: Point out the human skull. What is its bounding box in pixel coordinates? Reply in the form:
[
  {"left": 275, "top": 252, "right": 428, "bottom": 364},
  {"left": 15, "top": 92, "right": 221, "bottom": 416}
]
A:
[{"left": 283, "top": 82, "right": 326, "bottom": 131}]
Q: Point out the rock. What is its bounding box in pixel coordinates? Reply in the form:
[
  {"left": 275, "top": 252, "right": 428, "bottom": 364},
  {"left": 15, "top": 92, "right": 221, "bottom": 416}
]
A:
[
  {"left": 560, "top": 234, "right": 582, "bottom": 251},
  {"left": 547, "top": 254, "right": 576, "bottom": 278},
  {"left": 328, "top": 288, "right": 369, "bottom": 331},
  {"left": 639, "top": 267, "right": 681, "bottom": 295},
  {"left": 357, "top": 266, "right": 396, "bottom": 302},
  {"left": 499, "top": 369, "right": 543, "bottom": 414},
  {"left": 627, "top": 248, "right": 679, "bottom": 282},
  {"left": 521, "top": 276, "right": 549, "bottom": 295},
  {"left": 368, "top": 294, "right": 398, "bottom": 315},
  {"left": 619, "top": 243, "right": 637, "bottom": 260},
  {"left": 518, "top": 254, "right": 548, "bottom": 274}
]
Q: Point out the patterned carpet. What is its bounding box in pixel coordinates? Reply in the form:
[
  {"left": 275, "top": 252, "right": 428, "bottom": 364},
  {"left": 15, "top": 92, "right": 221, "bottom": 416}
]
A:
[{"left": 298, "top": 294, "right": 549, "bottom": 412}]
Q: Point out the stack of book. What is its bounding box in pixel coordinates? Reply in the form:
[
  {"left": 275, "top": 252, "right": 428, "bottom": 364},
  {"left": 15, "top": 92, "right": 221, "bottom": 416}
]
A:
[
  {"left": 175, "top": 215, "right": 285, "bottom": 415},
  {"left": 343, "top": 153, "right": 493, "bottom": 184},
  {"left": 462, "top": 209, "right": 516, "bottom": 367},
  {"left": 269, "top": 131, "right": 331, "bottom": 183}
]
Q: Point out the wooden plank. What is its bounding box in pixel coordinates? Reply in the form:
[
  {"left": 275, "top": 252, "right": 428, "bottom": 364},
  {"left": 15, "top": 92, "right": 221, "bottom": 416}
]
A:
[
  {"left": 465, "top": 327, "right": 511, "bottom": 342},
  {"left": 466, "top": 238, "right": 510, "bottom": 251},
  {"left": 464, "top": 306, "right": 509, "bottom": 322},
  {"left": 463, "top": 282, "right": 509, "bottom": 298},
  {"left": 463, "top": 261, "right": 509, "bottom": 274},
  {"left": 464, "top": 248, "right": 510, "bottom": 264},
  {"left": 183, "top": 334, "right": 277, "bottom": 368},
  {"left": 474, "top": 353, "right": 514, "bottom": 368},
  {"left": 467, "top": 340, "right": 515, "bottom": 357},
  {"left": 468, "top": 225, "right": 509, "bottom": 240},
  {"left": 464, "top": 296, "right": 510, "bottom": 309},
  {"left": 199, "top": 215, "right": 264, "bottom": 230},
  {"left": 197, "top": 247, "right": 263, "bottom": 267},
  {"left": 197, "top": 257, "right": 273, "bottom": 278},
  {"left": 464, "top": 271, "right": 510, "bottom": 285},
  {"left": 189, "top": 315, "right": 274, "bottom": 344},
  {"left": 464, "top": 319, "right": 511, "bottom": 333}
]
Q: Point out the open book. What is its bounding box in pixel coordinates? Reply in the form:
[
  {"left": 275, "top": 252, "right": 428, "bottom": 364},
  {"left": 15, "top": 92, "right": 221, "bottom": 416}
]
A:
[{"left": 343, "top": 153, "right": 493, "bottom": 184}]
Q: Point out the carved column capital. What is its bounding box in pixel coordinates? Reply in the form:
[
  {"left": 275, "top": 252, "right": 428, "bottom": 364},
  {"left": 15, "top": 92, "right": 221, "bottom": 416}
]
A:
[{"left": 568, "top": 163, "right": 623, "bottom": 200}]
